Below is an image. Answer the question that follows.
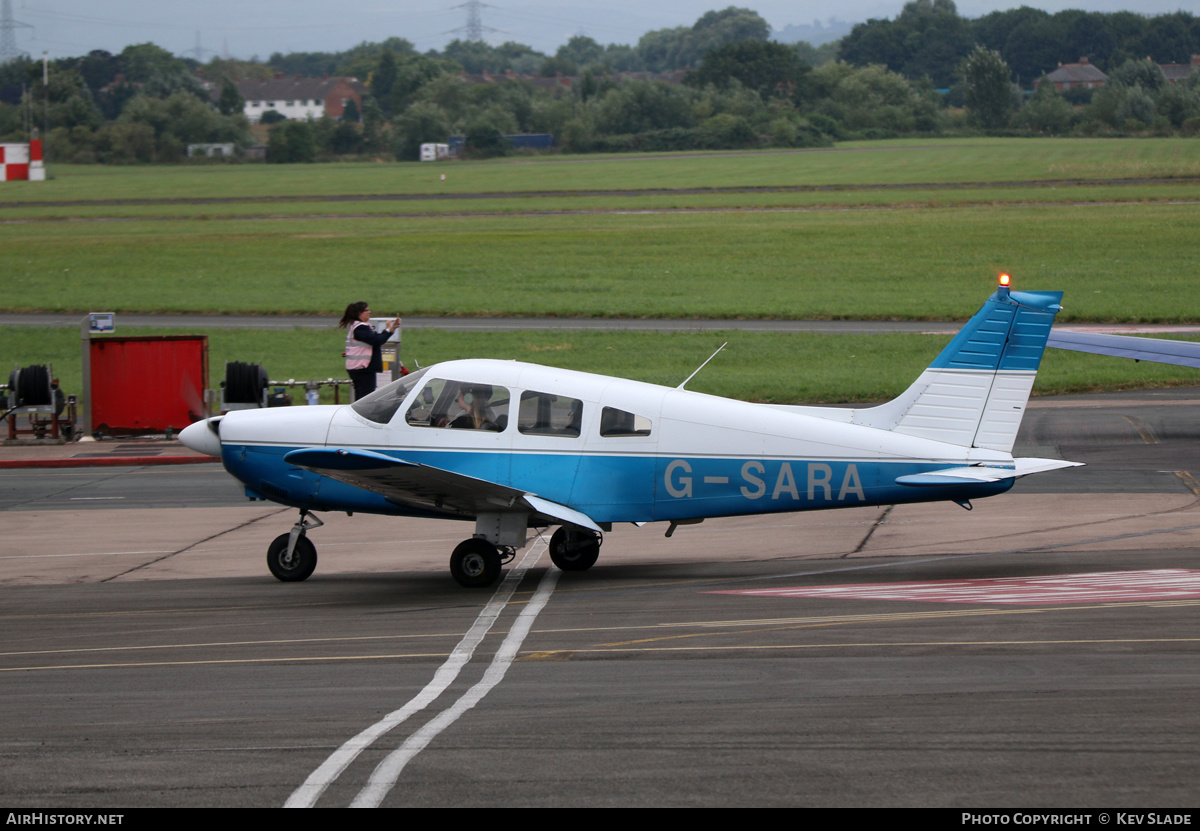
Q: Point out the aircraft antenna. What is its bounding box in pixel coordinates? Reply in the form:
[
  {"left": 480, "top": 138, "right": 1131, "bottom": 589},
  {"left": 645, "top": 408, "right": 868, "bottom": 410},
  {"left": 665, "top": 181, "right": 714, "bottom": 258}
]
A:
[{"left": 677, "top": 342, "right": 727, "bottom": 390}]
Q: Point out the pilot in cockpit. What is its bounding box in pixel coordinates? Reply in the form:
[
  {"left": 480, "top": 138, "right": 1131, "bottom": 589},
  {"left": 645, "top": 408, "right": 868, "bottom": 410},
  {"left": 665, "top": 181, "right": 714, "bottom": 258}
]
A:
[{"left": 446, "top": 384, "right": 499, "bottom": 431}]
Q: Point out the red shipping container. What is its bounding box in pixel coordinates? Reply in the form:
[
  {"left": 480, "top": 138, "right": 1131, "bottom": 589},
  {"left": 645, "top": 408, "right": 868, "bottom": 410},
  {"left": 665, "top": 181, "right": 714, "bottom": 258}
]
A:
[{"left": 89, "top": 336, "right": 208, "bottom": 434}]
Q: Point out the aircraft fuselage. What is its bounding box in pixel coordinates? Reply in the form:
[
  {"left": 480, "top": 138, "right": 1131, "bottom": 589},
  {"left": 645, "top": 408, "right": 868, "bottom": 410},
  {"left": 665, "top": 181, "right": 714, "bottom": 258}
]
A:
[{"left": 214, "top": 361, "right": 1012, "bottom": 526}]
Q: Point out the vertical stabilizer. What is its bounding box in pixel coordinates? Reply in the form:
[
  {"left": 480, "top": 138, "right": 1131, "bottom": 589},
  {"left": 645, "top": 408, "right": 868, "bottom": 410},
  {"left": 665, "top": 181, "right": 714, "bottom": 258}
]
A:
[{"left": 853, "top": 282, "right": 1063, "bottom": 452}]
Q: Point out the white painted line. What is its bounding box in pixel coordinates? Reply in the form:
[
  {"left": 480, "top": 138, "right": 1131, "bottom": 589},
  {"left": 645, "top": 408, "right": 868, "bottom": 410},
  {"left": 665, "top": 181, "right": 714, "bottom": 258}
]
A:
[
  {"left": 351, "top": 561, "right": 561, "bottom": 807},
  {"left": 69, "top": 497, "right": 126, "bottom": 501},
  {"left": 715, "top": 569, "right": 1200, "bottom": 605},
  {"left": 284, "top": 539, "right": 550, "bottom": 809},
  {"left": 0, "top": 550, "right": 176, "bottom": 560}
]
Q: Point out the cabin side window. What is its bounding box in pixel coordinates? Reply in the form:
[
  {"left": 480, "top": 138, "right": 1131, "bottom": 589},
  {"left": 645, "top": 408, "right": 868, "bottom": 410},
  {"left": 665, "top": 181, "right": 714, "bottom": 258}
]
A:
[
  {"left": 599, "top": 406, "right": 652, "bottom": 437},
  {"left": 518, "top": 391, "right": 583, "bottom": 437},
  {"left": 350, "top": 367, "right": 429, "bottom": 424},
  {"left": 405, "top": 379, "right": 510, "bottom": 432}
]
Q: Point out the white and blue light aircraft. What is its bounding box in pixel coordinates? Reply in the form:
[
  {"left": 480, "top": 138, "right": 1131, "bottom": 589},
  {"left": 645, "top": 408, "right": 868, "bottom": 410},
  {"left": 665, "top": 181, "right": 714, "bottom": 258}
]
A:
[{"left": 180, "top": 279, "right": 1081, "bottom": 588}]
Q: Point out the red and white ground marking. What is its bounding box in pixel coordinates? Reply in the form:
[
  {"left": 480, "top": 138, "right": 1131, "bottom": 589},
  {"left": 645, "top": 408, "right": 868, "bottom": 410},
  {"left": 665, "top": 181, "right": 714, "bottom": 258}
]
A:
[{"left": 712, "top": 570, "right": 1200, "bottom": 605}]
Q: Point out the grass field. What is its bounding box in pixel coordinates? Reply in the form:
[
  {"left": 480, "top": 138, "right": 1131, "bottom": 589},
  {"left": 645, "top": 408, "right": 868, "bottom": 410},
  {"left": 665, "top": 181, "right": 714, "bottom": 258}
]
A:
[
  {"left": 3, "top": 138, "right": 1200, "bottom": 203},
  {"left": 2, "top": 137, "right": 1198, "bottom": 403},
  {"left": 7, "top": 326, "right": 1199, "bottom": 406},
  {"left": 2, "top": 205, "right": 1196, "bottom": 320}
]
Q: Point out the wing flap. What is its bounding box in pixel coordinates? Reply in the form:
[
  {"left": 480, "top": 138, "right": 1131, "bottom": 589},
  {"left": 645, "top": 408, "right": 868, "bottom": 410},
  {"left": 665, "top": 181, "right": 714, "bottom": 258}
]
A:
[{"left": 524, "top": 495, "right": 604, "bottom": 534}]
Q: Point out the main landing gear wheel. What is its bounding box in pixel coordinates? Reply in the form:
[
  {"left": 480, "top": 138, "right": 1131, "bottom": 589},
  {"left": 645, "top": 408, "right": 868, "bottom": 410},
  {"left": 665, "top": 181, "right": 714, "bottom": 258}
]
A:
[
  {"left": 267, "top": 533, "right": 318, "bottom": 582},
  {"left": 450, "top": 538, "right": 502, "bottom": 588},
  {"left": 549, "top": 527, "right": 601, "bottom": 572}
]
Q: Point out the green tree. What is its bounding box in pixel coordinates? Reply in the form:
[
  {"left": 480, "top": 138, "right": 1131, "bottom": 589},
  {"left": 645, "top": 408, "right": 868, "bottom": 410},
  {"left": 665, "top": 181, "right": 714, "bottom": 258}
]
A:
[
  {"left": 119, "top": 91, "right": 248, "bottom": 145},
  {"left": 492, "top": 42, "right": 546, "bottom": 74},
  {"left": 540, "top": 55, "right": 578, "bottom": 77},
  {"left": 815, "top": 62, "right": 937, "bottom": 133},
  {"left": 557, "top": 36, "right": 604, "bottom": 70},
  {"left": 1116, "top": 85, "right": 1156, "bottom": 127},
  {"left": 443, "top": 40, "right": 496, "bottom": 74},
  {"left": 27, "top": 67, "right": 102, "bottom": 131},
  {"left": 839, "top": 0, "right": 971, "bottom": 88},
  {"left": 1109, "top": 58, "right": 1166, "bottom": 91},
  {"left": 75, "top": 50, "right": 120, "bottom": 96},
  {"left": 1155, "top": 79, "right": 1200, "bottom": 128},
  {"left": 329, "top": 120, "right": 364, "bottom": 154},
  {"left": 691, "top": 7, "right": 771, "bottom": 49},
  {"left": 1013, "top": 79, "right": 1075, "bottom": 134},
  {"left": 687, "top": 39, "right": 811, "bottom": 101},
  {"left": 360, "top": 96, "right": 389, "bottom": 153},
  {"left": 961, "top": 45, "right": 1016, "bottom": 129},
  {"left": 392, "top": 101, "right": 451, "bottom": 160},
  {"left": 636, "top": 26, "right": 693, "bottom": 72},
  {"left": 119, "top": 43, "right": 207, "bottom": 100},
  {"left": 267, "top": 120, "right": 316, "bottom": 163},
  {"left": 371, "top": 50, "right": 398, "bottom": 115},
  {"left": 463, "top": 123, "right": 508, "bottom": 158},
  {"left": 636, "top": 7, "right": 770, "bottom": 72},
  {"left": 217, "top": 78, "right": 244, "bottom": 116},
  {"left": 594, "top": 81, "right": 696, "bottom": 134},
  {"left": 393, "top": 54, "right": 451, "bottom": 113}
]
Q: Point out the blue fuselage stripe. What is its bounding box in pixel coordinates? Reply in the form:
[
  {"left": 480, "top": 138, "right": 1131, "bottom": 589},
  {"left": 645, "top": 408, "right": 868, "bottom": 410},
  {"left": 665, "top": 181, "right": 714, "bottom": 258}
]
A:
[{"left": 221, "top": 444, "right": 1012, "bottom": 523}]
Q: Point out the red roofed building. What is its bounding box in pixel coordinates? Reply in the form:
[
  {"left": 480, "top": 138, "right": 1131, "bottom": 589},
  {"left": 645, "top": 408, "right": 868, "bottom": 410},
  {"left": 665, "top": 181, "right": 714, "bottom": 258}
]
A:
[{"left": 1043, "top": 57, "right": 1108, "bottom": 91}]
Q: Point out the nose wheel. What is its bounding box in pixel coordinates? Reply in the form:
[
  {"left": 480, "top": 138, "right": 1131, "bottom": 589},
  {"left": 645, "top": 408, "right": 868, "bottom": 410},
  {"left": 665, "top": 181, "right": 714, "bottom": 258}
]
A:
[{"left": 267, "top": 510, "right": 322, "bottom": 582}]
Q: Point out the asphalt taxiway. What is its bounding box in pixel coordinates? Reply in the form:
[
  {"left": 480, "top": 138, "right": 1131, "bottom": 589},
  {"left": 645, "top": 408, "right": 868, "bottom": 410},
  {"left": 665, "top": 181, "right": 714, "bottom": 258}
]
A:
[{"left": 1, "top": 388, "right": 1198, "bottom": 807}]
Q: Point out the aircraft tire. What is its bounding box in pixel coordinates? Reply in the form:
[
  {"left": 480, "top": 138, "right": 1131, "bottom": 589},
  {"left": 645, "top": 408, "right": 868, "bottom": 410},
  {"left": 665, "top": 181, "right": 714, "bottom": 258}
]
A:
[
  {"left": 450, "top": 538, "right": 501, "bottom": 588},
  {"left": 548, "top": 527, "right": 601, "bottom": 572},
  {"left": 267, "top": 533, "right": 318, "bottom": 582}
]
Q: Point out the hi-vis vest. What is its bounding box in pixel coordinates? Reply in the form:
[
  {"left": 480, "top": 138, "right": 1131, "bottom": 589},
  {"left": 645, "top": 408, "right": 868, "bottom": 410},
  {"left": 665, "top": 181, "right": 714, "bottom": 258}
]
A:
[{"left": 344, "top": 322, "right": 373, "bottom": 370}]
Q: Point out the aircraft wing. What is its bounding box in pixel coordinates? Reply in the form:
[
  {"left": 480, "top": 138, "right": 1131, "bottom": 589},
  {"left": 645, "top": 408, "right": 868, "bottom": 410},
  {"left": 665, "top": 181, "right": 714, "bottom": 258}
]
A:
[
  {"left": 1047, "top": 331, "right": 1200, "bottom": 368},
  {"left": 283, "top": 447, "right": 603, "bottom": 533},
  {"left": 895, "top": 457, "right": 1083, "bottom": 487}
]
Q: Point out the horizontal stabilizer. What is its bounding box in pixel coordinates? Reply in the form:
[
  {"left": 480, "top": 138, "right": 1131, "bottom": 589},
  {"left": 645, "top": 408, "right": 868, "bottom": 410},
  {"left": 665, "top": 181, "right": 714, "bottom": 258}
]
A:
[
  {"left": 1048, "top": 331, "right": 1200, "bottom": 368},
  {"left": 896, "top": 457, "right": 1083, "bottom": 487}
]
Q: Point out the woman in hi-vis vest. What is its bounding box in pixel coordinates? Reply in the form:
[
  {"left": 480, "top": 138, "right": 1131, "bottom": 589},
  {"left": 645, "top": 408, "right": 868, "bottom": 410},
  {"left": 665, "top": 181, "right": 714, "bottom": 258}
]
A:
[{"left": 339, "top": 301, "right": 400, "bottom": 401}]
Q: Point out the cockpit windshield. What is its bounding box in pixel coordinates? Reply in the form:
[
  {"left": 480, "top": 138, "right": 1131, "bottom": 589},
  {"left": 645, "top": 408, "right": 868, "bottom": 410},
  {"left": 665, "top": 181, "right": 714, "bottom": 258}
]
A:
[{"left": 350, "top": 367, "right": 430, "bottom": 424}]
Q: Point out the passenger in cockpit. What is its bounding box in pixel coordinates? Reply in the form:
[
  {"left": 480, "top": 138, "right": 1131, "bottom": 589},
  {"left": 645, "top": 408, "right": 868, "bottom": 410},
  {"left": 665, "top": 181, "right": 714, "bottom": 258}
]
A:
[{"left": 447, "top": 385, "right": 499, "bottom": 431}]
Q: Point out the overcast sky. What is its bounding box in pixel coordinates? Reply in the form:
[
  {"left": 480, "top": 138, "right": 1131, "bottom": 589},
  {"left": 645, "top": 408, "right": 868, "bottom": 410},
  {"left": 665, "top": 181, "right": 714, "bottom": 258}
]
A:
[{"left": 8, "top": 0, "right": 1199, "bottom": 62}]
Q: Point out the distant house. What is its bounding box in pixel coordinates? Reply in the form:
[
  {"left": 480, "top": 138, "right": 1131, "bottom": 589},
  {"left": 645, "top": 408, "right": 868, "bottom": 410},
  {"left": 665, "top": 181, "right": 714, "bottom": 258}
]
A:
[
  {"left": 1043, "top": 57, "right": 1108, "bottom": 91},
  {"left": 235, "top": 76, "right": 368, "bottom": 124},
  {"left": 1159, "top": 55, "right": 1200, "bottom": 85}
]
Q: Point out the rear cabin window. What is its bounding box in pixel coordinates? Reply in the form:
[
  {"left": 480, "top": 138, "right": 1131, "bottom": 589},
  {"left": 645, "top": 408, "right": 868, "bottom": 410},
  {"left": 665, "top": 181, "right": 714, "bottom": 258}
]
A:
[
  {"left": 518, "top": 391, "right": 582, "bottom": 437},
  {"left": 405, "top": 379, "right": 510, "bottom": 432},
  {"left": 599, "top": 406, "right": 652, "bottom": 437}
]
